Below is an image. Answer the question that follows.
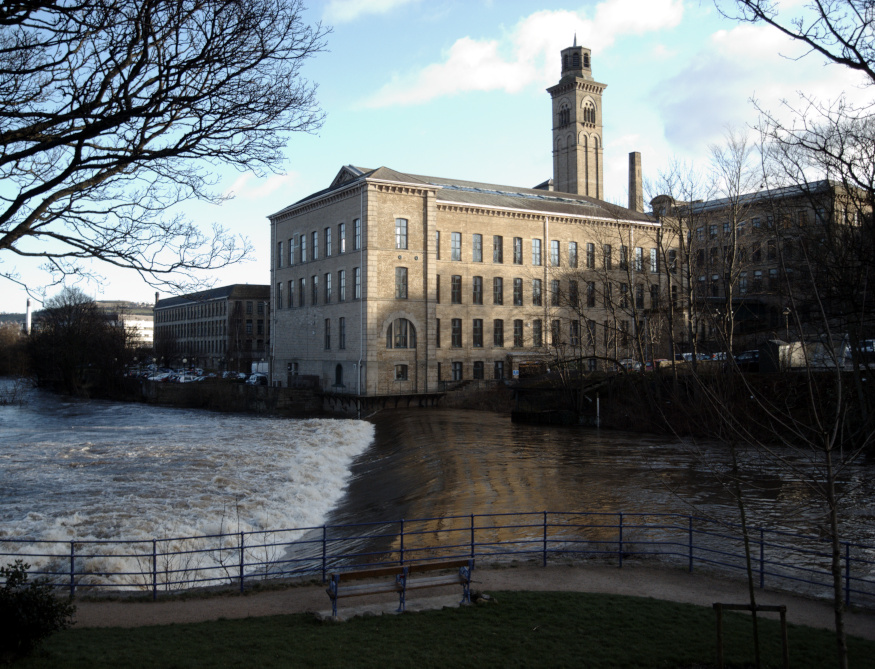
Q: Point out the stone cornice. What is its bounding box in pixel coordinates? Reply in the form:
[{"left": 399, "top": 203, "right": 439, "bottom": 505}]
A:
[
  {"left": 437, "top": 201, "right": 659, "bottom": 228},
  {"left": 547, "top": 78, "right": 607, "bottom": 97}
]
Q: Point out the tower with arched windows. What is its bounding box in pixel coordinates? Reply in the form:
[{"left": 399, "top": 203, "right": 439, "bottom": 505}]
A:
[{"left": 547, "top": 41, "right": 606, "bottom": 199}]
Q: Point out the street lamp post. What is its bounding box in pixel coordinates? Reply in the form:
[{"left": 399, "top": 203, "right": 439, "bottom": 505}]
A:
[{"left": 782, "top": 307, "right": 791, "bottom": 342}]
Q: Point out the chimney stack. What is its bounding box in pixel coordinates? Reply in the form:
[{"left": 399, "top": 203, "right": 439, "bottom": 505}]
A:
[
  {"left": 628, "top": 152, "right": 643, "bottom": 213},
  {"left": 25, "top": 298, "right": 31, "bottom": 335}
]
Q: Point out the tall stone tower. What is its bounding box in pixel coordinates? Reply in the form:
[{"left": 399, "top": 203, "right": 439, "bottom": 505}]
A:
[{"left": 547, "top": 39, "right": 607, "bottom": 199}]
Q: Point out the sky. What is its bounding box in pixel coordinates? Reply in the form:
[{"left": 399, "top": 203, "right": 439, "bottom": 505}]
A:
[{"left": 2, "top": 0, "right": 870, "bottom": 314}]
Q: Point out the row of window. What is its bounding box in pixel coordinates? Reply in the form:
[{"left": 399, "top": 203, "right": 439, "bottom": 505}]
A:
[
  {"left": 276, "top": 268, "right": 361, "bottom": 309},
  {"left": 694, "top": 239, "right": 790, "bottom": 267},
  {"left": 436, "top": 235, "right": 661, "bottom": 273},
  {"left": 433, "top": 318, "right": 598, "bottom": 349},
  {"left": 156, "top": 300, "right": 264, "bottom": 323},
  {"left": 431, "top": 275, "right": 661, "bottom": 310},
  {"left": 394, "top": 360, "right": 509, "bottom": 382},
  {"left": 277, "top": 219, "right": 363, "bottom": 269},
  {"left": 697, "top": 268, "right": 785, "bottom": 297}
]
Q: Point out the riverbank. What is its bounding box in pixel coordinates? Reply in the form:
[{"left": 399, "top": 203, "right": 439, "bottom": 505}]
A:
[{"left": 69, "top": 562, "right": 875, "bottom": 640}]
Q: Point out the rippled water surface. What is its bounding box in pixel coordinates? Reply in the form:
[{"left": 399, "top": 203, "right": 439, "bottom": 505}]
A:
[{"left": 2, "top": 385, "right": 873, "bottom": 551}]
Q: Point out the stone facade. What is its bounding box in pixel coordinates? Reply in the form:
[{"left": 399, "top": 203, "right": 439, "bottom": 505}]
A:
[{"left": 269, "top": 43, "right": 662, "bottom": 395}]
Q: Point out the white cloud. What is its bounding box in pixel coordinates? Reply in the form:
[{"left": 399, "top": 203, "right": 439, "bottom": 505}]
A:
[
  {"left": 324, "top": 0, "right": 419, "bottom": 23},
  {"left": 653, "top": 23, "right": 871, "bottom": 151},
  {"left": 360, "top": 0, "right": 684, "bottom": 107},
  {"left": 224, "top": 172, "right": 300, "bottom": 200}
]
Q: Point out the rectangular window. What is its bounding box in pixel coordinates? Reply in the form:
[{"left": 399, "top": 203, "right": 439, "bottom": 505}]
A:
[
  {"left": 513, "top": 278, "right": 523, "bottom": 306},
  {"left": 338, "top": 270, "right": 346, "bottom": 302},
  {"left": 395, "top": 218, "right": 408, "bottom": 249},
  {"left": 299, "top": 278, "right": 305, "bottom": 307},
  {"left": 300, "top": 234, "right": 307, "bottom": 262},
  {"left": 494, "top": 360, "right": 504, "bottom": 380},
  {"left": 473, "top": 361, "right": 484, "bottom": 380},
  {"left": 288, "top": 280, "right": 294, "bottom": 309},
  {"left": 395, "top": 364, "right": 408, "bottom": 381},
  {"left": 493, "top": 277, "right": 503, "bottom": 305},
  {"left": 354, "top": 218, "right": 361, "bottom": 250},
  {"left": 634, "top": 247, "right": 643, "bottom": 272},
  {"left": 603, "top": 244, "right": 612, "bottom": 270},
  {"left": 436, "top": 274, "right": 441, "bottom": 303},
  {"left": 586, "top": 242, "right": 595, "bottom": 269},
  {"left": 277, "top": 241, "right": 283, "bottom": 269},
  {"left": 696, "top": 226, "right": 704, "bottom": 241},
  {"left": 451, "top": 275, "right": 462, "bottom": 304},
  {"left": 739, "top": 271, "right": 748, "bottom": 294},
  {"left": 650, "top": 248, "right": 658, "bottom": 273},
  {"left": 325, "top": 227, "right": 332, "bottom": 256},
  {"left": 532, "top": 319, "right": 542, "bottom": 347},
  {"left": 452, "top": 361, "right": 463, "bottom": 381},
  {"left": 354, "top": 267, "right": 361, "bottom": 299},
  {"left": 569, "top": 242, "right": 578, "bottom": 268},
  {"left": 619, "top": 245, "right": 628, "bottom": 270},
  {"left": 493, "top": 236, "right": 503, "bottom": 263},
  {"left": 569, "top": 280, "right": 579, "bottom": 307},
  {"left": 551, "top": 320, "right": 561, "bottom": 346},
  {"left": 339, "top": 222, "right": 346, "bottom": 254},
  {"left": 550, "top": 240, "right": 560, "bottom": 266},
  {"left": 668, "top": 249, "right": 677, "bottom": 274},
  {"left": 513, "top": 237, "right": 523, "bottom": 264},
  {"left": 604, "top": 282, "right": 613, "bottom": 307},
  {"left": 532, "top": 239, "right": 542, "bottom": 266},
  {"left": 473, "top": 319, "right": 483, "bottom": 348},
  {"left": 289, "top": 237, "right": 295, "bottom": 266},
  {"left": 551, "top": 279, "right": 560, "bottom": 306},
  {"left": 276, "top": 282, "right": 283, "bottom": 308},
  {"left": 586, "top": 319, "right": 596, "bottom": 346},
  {"left": 339, "top": 317, "right": 346, "bottom": 350},
  {"left": 650, "top": 284, "right": 659, "bottom": 309},
  {"left": 451, "top": 232, "right": 461, "bottom": 261},
  {"left": 395, "top": 267, "right": 408, "bottom": 299},
  {"left": 246, "top": 319, "right": 253, "bottom": 335},
  {"left": 451, "top": 318, "right": 462, "bottom": 348},
  {"left": 635, "top": 284, "right": 644, "bottom": 309},
  {"left": 324, "top": 319, "right": 330, "bottom": 349},
  {"left": 769, "top": 268, "right": 779, "bottom": 290},
  {"left": 570, "top": 320, "right": 580, "bottom": 346},
  {"left": 513, "top": 319, "right": 523, "bottom": 347},
  {"left": 325, "top": 272, "right": 332, "bottom": 303},
  {"left": 493, "top": 319, "right": 504, "bottom": 347},
  {"left": 472, "top": 276, "right": 483, "bottom": 304},
  {"left": 753, "top": 270, "right": 763, "bottom": 292},
  {"left": 311, "top": 275, "right": 318, "bottom": 305},
  {"left": 619, "top": 283, "right": 628, "bottom": 308},
  {"left": 532, "top": 278, "right": 542, "bottom": 306},
  {"left": 436, "top": 318, "right": 441, "bottom": 348},
  {"left": 435, "top": 231, "right": 440, "bottom": 260},
  {"left": 473, "top": 234, "right": 483, "bottom": 262},
  {"left": 312, "top": 231, "right": 319, "bottom": 260}
]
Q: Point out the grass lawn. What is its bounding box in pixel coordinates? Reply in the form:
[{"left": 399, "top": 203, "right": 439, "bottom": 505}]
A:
[{"left": 15, "top": 591, "right": 875, "bottom": 668}]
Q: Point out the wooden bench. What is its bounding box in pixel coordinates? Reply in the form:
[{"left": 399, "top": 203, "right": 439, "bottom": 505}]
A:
[{"left": 325, "top": 559, "right": 474, "bottom": 618}]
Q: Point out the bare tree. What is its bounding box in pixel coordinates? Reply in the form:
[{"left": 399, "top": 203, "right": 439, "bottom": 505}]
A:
[{"left": 0, "top": 0, "right": 327, "bottom": 292}]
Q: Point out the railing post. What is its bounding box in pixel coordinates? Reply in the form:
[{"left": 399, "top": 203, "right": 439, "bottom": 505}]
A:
[
  {"left": 399, "top": 519, "right": 404, "bottom": 566},
  {"left": 542, "top": 511, "right": 548, "bottom": 567},
  {"left": 69, "top": 541, "right": 75, "bottom": 598},
  {"left": 845, "top": 542, "right": 851, "bottom": 607},
  {"left": 470, "top": 514, "right": 475, "bottom": 559},
  {"left": 321, "top": 525, "right": 327, "bottom": 583},
  {"left": 688, "top": 516, "right": 693, "bottom": 573},
  {"left": 239, "top": 531, "right": 245, "bottom": 593},
  {"left": 152, "top": 539, "right": 157, "bottom": 601},
  {"left": 618, "top": 512, "right": 624, "bottom": 568},
  {"left": 759, "top": 528, "right": 765, "bottom": 589}
]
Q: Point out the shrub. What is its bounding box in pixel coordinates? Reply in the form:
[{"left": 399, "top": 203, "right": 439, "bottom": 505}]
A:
[{"left": 0, "top": 560, "right": 76, "bottom": 660}]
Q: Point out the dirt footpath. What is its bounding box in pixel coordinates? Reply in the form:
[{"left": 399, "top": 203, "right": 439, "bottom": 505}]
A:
[{"left": 71, "top": 563, "right": 875, "bottom": 641}]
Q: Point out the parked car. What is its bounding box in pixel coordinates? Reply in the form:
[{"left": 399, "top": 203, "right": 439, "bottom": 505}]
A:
[
  {"left": 645, "top": 359, "right": 670, "bottom": 371},
  {"left": 618, "top": 359, "right": 642, "bottom": 372},
  {"left": 246, "top": 373, "right": 268, "bottom": 386},
  {"left": 735, "top": 350, "right": 760, "bottom": 371}
]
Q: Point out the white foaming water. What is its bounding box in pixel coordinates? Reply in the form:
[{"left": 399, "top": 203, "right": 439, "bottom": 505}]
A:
[{"left": 0, "top": 384, "right": 374, "bottom": 587}]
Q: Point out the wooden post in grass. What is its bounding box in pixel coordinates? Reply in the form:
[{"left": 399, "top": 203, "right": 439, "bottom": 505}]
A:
[{"left": 713, "top": 603, "right": 788, "bottom": 669}]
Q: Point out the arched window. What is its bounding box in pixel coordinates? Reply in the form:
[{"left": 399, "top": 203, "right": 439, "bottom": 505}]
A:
[
  {"left": 386, "top": 318, "right": 417, "bottom": 349},
  {"left": 558, "top": 105, "right": 570, "bottom": 126},
  {"left": 583, "top": 53, "right": 590, "bottom": 68},
  {"left": 572, "top": 52, "right": 580, "bottom": 67},
  {"left": 562, "top": 55, "right": 568, "bottom": 69},
  {"left": 583, "top": 101, "right": 596, "bottom": 124}
]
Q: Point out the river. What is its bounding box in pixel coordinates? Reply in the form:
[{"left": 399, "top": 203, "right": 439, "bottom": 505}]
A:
[{"left": 1, "top": 383, "right": 873, "bottom": 593}]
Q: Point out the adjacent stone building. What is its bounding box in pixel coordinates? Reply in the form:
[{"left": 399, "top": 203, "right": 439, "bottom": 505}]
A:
[
  {"left": 269, "top": 42, "right": 667, "bottom": 395},
  {"left": 153, "top": 284, "right": 270, "bottom": 373}
]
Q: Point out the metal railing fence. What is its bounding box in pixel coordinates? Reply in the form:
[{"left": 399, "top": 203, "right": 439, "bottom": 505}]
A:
[{"left": 1, "top": 511, "right": 872, "bottom": 609}]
